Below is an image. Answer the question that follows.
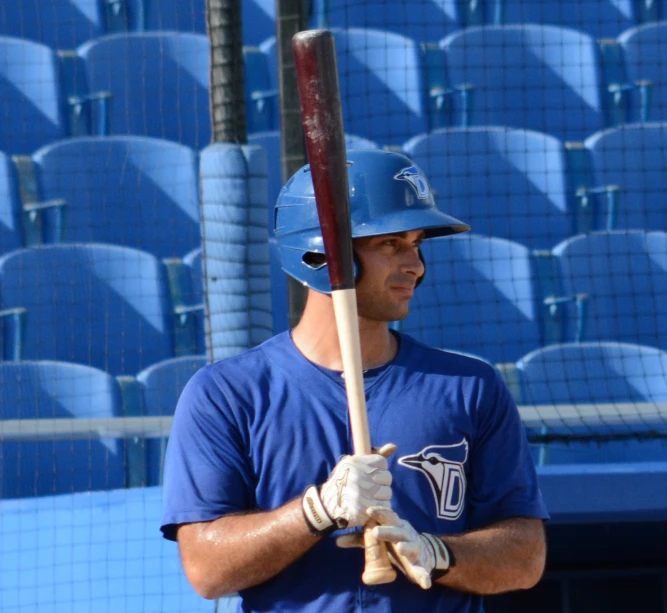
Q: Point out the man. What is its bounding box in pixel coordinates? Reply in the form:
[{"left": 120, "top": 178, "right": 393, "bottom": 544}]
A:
[{"left": 161, "top": 149, "right": 549, "bottom": 612}]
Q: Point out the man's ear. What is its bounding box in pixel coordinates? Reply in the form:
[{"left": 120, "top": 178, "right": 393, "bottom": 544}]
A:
[{"left": 415, "top": 248, "right": 426, "bottom": 288}]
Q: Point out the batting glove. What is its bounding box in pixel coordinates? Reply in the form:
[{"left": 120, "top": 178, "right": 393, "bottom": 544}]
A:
[
  {"left": 336, "top": 507, "right": 454, "bottom": 589},
  {"left": 301, "top": 452, "right": 392, "bottom": 536}
]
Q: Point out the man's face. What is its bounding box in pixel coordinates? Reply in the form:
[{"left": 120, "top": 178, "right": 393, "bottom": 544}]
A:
[{"left": 353, "top": 230, "right": 426, "bottom": 322}]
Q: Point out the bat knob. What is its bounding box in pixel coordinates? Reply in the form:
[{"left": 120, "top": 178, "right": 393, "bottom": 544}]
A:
[{"left": 362, "top": 565, "right": 398, "bottom": 585}]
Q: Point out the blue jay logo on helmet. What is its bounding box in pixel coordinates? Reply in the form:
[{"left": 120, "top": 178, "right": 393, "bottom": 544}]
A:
[
  {"left": 394, "top": 165, "right": 431, "bottom": 201},
  {"left": 273, "top": 150, "right": 470, "bottom": 294}
]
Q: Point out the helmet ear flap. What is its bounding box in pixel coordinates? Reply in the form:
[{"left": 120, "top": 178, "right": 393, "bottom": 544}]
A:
[
  {"left": 353, "top": 252, "right": 363, "bottom": 286},
  {"left": 415, "top": 248, "right": 426, "bottom": 288}
]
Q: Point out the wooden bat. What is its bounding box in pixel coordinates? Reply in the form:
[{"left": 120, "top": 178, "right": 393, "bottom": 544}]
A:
[{"left": 292, "top": 29, "right": 397, "bottom": 586}]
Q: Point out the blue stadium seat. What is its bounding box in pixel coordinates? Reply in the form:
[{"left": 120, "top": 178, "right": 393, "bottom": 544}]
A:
[
  {"left": 0, "top": 244, "right": 175, "bottom": 375},
  {"left": 440, "top": 25, "right": 609, "bottom": 142},
  {"left": 403, "top": 127, "right": 573, "bottom": 250},
  {"left": 0, "top": 0, "right": 115, "bottom": 49},
  {"left": 0, "top": 152, "right": 23, "bottom": 255},
  {"left": 33, "top": 136, "right": 200, "bottom": 259},
  {"left": 244, "top": 44, "right": 279, "bottom": 133},
  {"left": 262, "top": 28, "right": 443, "bottom": 146},
  {"left": 552, "top": 230, "right": 667, "bottom": 351},
  {"left": 77, "top": 32, "right": 211, "bottom": 149},
  {"left": 517, "top": 342, "right": 667, "bottom": 463},
  {"left": 136, "top": 354, "right": 207, "bottom": 485},
  {"left": 0, "top": 360, "right": 126, "bottom": 498},
  {"left": 619, "top": 22, "right": 667, "bottom": 123},
  {"left": 182, "top": 246, "right": 205, "bottom": 353},
  {"left": 399, "top": 234, "right": 543, "bottom": 364},
  {"left": 494, "top": 0, "right": 638, "bottom": 40},
  {"left": 138, "top": 0, "right": 207, "bottom": 34},
  {"left": 134, "top": 0, "right": 275, "bottom": 50},
  {"left": 0, "top": 36, "right": 69, "bottom": 155},
  {"left": 241, "top": 0, "right": 276, "bottom": 46},
  {"left": 316, "top": 0, "right": 479, "bottom": 43},
  {"left": 249, "top": 131, "right": 379, "bottom": 211},
  {"left": 335, "top": 28, "right": 438, "bottom": 145},
  {"left": 584, "top": 123, "right": 667, "bottom": 232}
]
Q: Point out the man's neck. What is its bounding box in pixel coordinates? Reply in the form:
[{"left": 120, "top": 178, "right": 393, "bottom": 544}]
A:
[{"left": 291, "top": 291, "right": 398, "bottom": 371}]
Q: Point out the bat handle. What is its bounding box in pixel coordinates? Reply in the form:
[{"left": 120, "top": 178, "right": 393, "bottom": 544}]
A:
[{"left": 362, "top": 519, "right": 397, "bottom": 584}]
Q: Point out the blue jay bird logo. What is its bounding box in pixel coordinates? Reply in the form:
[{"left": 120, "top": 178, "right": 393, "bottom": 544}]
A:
[
  {"left": 398, "top": 440, "right": 468, "bottom": 520},
  {"left": 394, "top": 165, "right": 431, "bottom": 200}
]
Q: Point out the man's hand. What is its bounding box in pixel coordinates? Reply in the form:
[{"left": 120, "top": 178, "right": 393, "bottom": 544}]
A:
[
  {"left": 336, "top": 507, "right": 453, "bottom": 589},
  {"left": 301, "top": 452, "right": 393, "bottom": 536}
]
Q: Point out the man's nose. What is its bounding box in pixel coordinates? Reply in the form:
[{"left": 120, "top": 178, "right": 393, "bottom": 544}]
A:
[{"left": 400, "top": 248, "right": 425, "bottom": 278}]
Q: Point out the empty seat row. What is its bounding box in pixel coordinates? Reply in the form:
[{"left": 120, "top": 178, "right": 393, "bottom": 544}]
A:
[
  {"left": 0, "top": 243, "right": 194, "bottom": 375},
  {"left": 398, "top": 230, "right": 667, "bottom": 365},
  {"left": 403, "top": 123, "right": 667, "bottom": 251},
  {"left": 0, "top": 132, "right": 379, "bottom": 259},
  {"left": 0, "top": 136, "right": 200, "bottom": 258},
  {"left": 5, "top": 22, "right": 667, "bottom": 154},
  {"left": 517, "top": 341, "right": 667, "bottom": 465},
  {"left": 6, "top": 122, "right": 665, "bottom": 263},
  {"left": 317, "top": 0, "right": 667, "bottom": 42},
  {"left": 0, "top": 0, "right": 274, "bottom": 48},
  {"left": 0, "top": 32, "right": 276, "bottom": 155},
  {"left": 3, "top": 336, "right": 664, "bottom": 498},
  {"left": 7, "top": 0, "right": 665, "bottom": 53},
  {"left": 0, "top": 354, "right": 206, "bottom": 498}
]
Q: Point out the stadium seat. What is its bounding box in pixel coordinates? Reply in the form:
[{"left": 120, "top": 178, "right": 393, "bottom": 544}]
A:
[
  {"left": 315, "top": 0, "right": 481, "bottom": 43},
  {"left": 182, "top": 246, "right": 205, "bottom": 354},
  {"left": 0, "top": 36, "right": 69, "bottom": 155},
  {"left": 249, "top": 131, "right": 379, "bottom": 211},
  {"left": 336, "top": 28, "right": 442, "bottom": 145},
  {"left": 0, "top": 0, "right": 119, "bottom": 49},
  {"left": 552, "top": 230, "right": 667, "bottom": 352},
  {"left": 137, "top": 0, "right": 207, "bottom": 34},
  {"left": 0, "top": 244, "right": 175, "bottom": 375},
  {"left": 619, "top": 22, "right": 667, "bottom": 123},
  {"left": 584, "top": 123, "right": 667, "bottom": 232},
  {"left": 440, "top": 25, "right": 609, "bottom": 142},
  {"left": 244, "top": 45, "right": 279, "bottom": 134},
  {"left": 136, "top": 354, "right": 207, "bottom": 485},
  {"left": 33, "top": 136, "right": 200, "bottom": 259},
  {"left": 0, "top": 152, "right": 24, "bottom": 255},
  {"left": 399, "top": 234, "right": 544, "bottom": 365},
  {"left": 134, "top": 0, "right": 275, "bottom": 49},
  {"left": 494, "top": 0, "right": 638, "bottom": 40},
  {"left": 517, "top": 341, "right": 667, "bottom": 463},
  {"left": 0, "top": 360, "right": 126, "bottom": 498},
  {"left": 262, "top": 28, "right": 449, "bottom": 146},
  {"left": 403, "top": 126, "right": 573, "bottom": 250},
  {"left": 77, "top": 32, "right": 211, "bottom": 149}
]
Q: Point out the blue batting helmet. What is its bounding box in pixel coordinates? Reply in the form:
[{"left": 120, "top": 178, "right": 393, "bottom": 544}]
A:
[{"left": 273, "top": 149, "right": 470, "bottom": 293}]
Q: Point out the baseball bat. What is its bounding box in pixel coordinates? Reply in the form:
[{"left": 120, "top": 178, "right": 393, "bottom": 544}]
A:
[{"left": 292, "top": 29, "right": 397, "bottom": 586}]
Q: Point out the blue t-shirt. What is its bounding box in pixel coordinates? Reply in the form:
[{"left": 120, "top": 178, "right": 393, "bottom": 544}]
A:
[{"left": 161, "top": 331, "right": 549, "bottom": 613}]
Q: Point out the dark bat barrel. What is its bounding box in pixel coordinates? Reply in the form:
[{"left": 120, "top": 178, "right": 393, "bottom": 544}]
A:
[{"left": 292, "top": 30, "right": 355, "bottom": 291}]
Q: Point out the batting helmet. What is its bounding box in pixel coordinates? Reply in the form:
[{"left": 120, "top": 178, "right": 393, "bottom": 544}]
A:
[{"left": 273, "top": 149, "right": 470, "bottom": 293}]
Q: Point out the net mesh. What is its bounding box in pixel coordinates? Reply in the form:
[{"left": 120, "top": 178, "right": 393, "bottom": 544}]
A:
[{"left": 0, "top": 0, "right": 666, "bottom": 610}]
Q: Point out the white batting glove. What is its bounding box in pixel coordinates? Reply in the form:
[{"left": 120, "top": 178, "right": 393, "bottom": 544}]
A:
[
  {"left": 336, "top": 507, "right": 454, "bottom": 589},
  {"left": 301, "top": 453, "right": 392, "bottom": 536}
]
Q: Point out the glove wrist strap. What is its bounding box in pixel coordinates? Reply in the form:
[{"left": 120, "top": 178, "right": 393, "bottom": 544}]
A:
[
  {"left": 422, "top": 533, "right": 455, "bottom": 580},
  {"left": 301, "top": 485, "right": 337, "bottom": 537}
]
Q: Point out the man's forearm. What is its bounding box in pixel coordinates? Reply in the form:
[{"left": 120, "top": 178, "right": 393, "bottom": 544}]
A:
[
  {"left": 436, "top": 517, "right": 546, "bottom": 594},
  {"left": 177, "top": 497, "right": 320, "bottom": 599}
]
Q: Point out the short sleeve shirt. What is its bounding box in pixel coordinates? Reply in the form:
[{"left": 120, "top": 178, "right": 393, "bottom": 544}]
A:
[{"left": 161, "top": 332, "right": 549, "bottom": 613}]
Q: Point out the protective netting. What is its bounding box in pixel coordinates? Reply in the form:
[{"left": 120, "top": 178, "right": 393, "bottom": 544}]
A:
[{"left": 0, "top": 0, "right": 666, "bottom": 611}]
